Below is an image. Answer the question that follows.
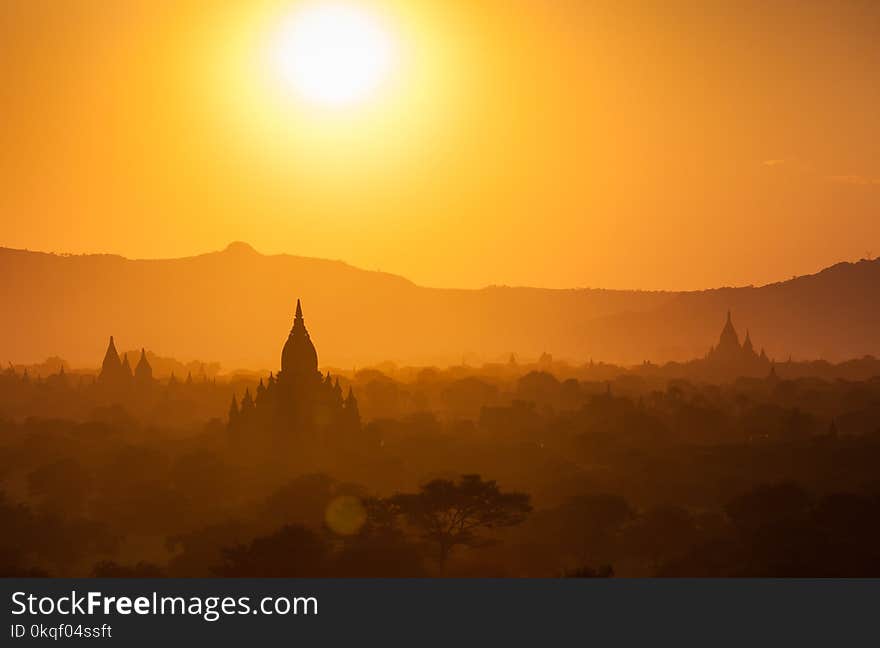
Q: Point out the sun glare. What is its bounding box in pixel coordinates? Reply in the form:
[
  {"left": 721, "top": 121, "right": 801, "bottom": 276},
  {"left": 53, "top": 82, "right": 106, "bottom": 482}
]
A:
[{"left": 270, "top": 3, "right": 395, "bottom": 107}]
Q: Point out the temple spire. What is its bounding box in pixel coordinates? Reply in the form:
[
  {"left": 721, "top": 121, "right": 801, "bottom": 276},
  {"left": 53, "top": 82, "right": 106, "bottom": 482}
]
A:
[
  {"left": 743, "top": 329, "right": 755, "bottom": 355},
  {"left": 135, "top": 348, "right": 152, "bottom": 383},
  {"left": 121, "top": 353, "right": 132, "bottom": 377},
  {"left": 102, "top": 336, "right": 121, "bottom": 367},
  {"left": 718, "top": 310, "right": 740, "bottom": 347},
  {"left": 296, "top": 299, "right": 303, "bottom": 320},
  {"left": 100, "top": 335, "right": 122, "bottom": 383}
]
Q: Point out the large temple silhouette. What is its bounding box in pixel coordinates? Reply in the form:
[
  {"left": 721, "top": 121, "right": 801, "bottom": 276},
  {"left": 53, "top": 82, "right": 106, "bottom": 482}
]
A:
[
  {"left": 227, "top": 299, "right": 360, "bottom": 438},
  {"left": 703, "top": 310, "right": 771, "bottom": 377},
  {"left": 98, "top": 336, "right": 154, "bottom": 392},
  {"left": 94, "top": 298, "right": 360, "bottom": 446}
]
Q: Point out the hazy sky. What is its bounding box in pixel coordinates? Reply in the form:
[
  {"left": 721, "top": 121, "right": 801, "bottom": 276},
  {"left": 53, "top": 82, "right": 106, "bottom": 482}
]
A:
[{"left": 1, "top": 0, "right": 878, "bottom": 290}]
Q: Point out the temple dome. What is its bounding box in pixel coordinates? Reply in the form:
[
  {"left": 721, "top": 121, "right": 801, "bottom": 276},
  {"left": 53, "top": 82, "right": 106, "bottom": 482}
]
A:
[{"left": 281, "top": 299, "right": 319, "bottom": 378}]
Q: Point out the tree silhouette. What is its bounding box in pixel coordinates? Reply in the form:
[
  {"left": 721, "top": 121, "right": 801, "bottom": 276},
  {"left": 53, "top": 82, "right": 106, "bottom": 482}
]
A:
[
  {"left": 332, "top": 497, "right": 427, "bottom": 576},
  {"left": 556, "top": 494, "right": 634, "bottom": 567},
  {"left": 624, "top": 505, "right": 697, "bottom": 573},
  {"left": 215, "top": 524, "right": 328, "bottom": 577},
  {"left": 389, "top": 474, "right": 531, "bottom": 568},
  {"left": 724, "top": 482, "right": 812, "bottom": 533}
]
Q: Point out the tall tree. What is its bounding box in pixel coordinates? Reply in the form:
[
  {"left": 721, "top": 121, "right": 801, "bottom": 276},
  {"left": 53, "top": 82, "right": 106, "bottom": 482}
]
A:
[{"left": 390, "top": 474, "right": 531, "bottom": 568}]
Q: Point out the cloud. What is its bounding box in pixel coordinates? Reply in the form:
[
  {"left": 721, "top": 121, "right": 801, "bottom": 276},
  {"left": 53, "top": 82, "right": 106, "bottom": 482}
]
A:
[
  {"left": 826, "top": 175, "right": 880, "bottom": 186},
  {"left": 761, "top": 158, "right": 809, "bottom": 171},
  {"left": 761, "top": 158, "right": 880, "bottom": 186}
]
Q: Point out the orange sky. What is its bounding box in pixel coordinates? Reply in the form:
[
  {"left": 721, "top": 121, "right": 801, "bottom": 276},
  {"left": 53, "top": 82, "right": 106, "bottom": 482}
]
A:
[{"left": 1, "top": 0, "right": 878, "bottom": 290}]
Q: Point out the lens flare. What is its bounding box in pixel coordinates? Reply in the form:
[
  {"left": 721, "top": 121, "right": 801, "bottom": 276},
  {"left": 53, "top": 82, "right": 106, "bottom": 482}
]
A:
[{"left": 325, "top": 495, "right": 367, "bottom": 535}]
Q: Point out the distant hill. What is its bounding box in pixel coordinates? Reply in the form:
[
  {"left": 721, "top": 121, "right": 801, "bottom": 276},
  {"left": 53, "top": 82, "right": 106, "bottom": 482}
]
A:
[{"left": 1, "top": 242, "right": 878, "bottom": 369}]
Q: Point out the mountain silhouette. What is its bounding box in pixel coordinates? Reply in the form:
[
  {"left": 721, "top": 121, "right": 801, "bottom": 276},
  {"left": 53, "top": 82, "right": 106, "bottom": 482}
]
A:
[{"left": 1, "top": 243, "right": 878, "bottom": 368}]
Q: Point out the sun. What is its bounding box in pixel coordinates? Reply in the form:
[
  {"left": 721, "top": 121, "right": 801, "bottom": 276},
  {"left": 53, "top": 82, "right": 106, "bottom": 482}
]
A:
[{"left": 269, "top": 3, "right": 395, "bottom": 107}]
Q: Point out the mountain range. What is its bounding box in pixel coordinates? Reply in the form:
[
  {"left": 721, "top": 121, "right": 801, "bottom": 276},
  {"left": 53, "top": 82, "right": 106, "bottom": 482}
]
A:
[{"left": 2, "top": 242, "right": 878, "bottom": 370}]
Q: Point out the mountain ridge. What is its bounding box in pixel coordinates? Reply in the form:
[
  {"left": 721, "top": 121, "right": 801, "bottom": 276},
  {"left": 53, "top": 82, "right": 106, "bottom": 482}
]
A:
[
  {"left": 2, "top": 243, "right": 878, "bottom": 368},
  {"left": 6, "top": 240, "right": 869, "bottom": 293}
]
